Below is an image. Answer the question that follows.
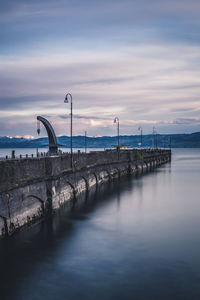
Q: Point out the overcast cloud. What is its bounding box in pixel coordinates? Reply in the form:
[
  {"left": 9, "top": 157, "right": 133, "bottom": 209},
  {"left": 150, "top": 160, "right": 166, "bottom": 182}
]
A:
[{"left": 0, "top": 0, "right": 200, "bottom": 137}]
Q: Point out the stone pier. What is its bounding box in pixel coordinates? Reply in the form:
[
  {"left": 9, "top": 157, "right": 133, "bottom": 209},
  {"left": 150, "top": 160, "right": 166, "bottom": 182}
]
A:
[{"left": 0, "top": 149, "right": 171, "bottom": 237}]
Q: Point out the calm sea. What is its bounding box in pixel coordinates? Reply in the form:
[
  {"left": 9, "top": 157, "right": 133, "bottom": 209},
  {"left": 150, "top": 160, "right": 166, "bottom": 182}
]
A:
[{"left": 0, "top": 148, "right": 200, "bottom": 300}]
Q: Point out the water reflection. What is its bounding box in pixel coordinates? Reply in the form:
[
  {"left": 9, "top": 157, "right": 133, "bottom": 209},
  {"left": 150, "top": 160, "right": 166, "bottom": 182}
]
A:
[{"left": 0, "top": 177, "right": 135, "bottom": 300}]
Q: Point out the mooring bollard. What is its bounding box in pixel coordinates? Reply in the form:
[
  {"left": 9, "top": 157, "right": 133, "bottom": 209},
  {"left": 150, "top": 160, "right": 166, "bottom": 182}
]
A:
[{"left": 11, "top": 150, "right": 15, "bottom": 159}]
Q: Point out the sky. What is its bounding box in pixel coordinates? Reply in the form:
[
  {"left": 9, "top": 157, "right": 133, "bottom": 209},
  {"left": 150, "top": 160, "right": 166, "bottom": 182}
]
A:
[{"left": 0, "top": 0, "right": 200, "bottom": 138}]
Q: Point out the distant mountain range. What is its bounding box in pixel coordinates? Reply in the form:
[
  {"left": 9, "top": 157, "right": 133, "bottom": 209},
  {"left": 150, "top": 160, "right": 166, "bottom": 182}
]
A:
[{"left": 0, "top": 132, "right": 200, "bottom": 148}]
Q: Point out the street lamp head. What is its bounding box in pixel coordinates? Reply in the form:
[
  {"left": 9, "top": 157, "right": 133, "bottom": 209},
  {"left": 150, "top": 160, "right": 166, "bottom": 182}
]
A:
[
  {"left": 64, "top": 93, "right": 72, "bottom": 103},
  {"left": 64, "top": 94, "right": 69, "bottom": 103},
  {"left": 114, "top": 117, "right": 119, "bottom": 123}
]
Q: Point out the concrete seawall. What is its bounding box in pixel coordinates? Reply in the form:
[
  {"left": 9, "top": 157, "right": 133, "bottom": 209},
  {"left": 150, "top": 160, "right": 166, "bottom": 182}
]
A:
[{"left": 0, "top": 149, "right": 171, "bottom": 237}]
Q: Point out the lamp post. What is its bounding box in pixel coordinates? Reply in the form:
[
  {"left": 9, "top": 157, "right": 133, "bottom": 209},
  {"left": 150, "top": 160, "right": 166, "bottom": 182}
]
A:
[
  {"left": 85, "top": 131, "right": 87, "bottom": 154},
  {"left": 163, "top": 137, "right": 165, "bottom": 148},
  {"left": 155, "top": 129, "right": 157, "bottom": 148},
  {"left": 64, "top": 93, "right": 73, "bottom": 168},
  {"left": 114, "top": 117, "right": 120, "bottom": 159},
  {"left": 152, "top": 126, "right": 156, "bottom": 149},
  {"left": 138, "top": 126, "right": 142, "bottom": 148},
  {"left": 168, "top": 136, "right": 171, "bottom": 149}
]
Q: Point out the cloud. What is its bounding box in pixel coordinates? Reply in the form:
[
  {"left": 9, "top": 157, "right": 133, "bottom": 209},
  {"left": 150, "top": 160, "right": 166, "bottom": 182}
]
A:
[
  {"left": 1, "top": 0, "right": 200, "bottom": 56},
  {"left": 0, "top": 43, "right": 200, "bottom": 136},
  {"left": 172, "top": 117, "right": 200, "bottom": 125},
  {"left": 170, "top": 107, "right": 197, "bottom": 113},
  {"left": 1, "top": 0, "right": 200, "bottom": 136},
  {"left": 58, "top": 114, "right": 111, "bottom": 120}
]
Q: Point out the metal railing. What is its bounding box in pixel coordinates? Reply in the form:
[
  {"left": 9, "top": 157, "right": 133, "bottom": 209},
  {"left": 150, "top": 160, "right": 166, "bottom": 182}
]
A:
[{"left": 0, "top": 148, "right": 171, "bottom": 161}]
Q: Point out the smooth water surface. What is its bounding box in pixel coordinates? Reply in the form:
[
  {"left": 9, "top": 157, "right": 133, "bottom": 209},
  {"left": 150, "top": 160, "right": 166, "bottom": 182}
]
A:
[{"left": 0, "top": 148, "right": 200, "bottom": 300}]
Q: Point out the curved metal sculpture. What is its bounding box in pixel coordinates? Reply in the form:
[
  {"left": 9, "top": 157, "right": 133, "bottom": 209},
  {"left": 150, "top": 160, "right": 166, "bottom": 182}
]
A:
[{"left": 37, "top": 116, "right": 58, "bottom": 155}]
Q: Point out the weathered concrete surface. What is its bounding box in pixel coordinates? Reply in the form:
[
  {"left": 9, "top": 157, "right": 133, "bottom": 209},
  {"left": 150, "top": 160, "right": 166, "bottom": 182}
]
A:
[{"left": 0, "top": 149, "right": 171, "bottom": 237}]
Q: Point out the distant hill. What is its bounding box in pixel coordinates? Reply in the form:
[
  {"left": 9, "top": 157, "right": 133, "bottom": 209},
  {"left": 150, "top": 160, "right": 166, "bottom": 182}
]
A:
[{"left": 0, "top": 132, "right": 200, "bottom": 148}]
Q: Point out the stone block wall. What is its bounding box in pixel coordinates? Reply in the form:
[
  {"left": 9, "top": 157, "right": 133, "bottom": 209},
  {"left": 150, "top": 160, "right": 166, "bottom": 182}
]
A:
[{"left": 0, "top": 149, "right": 171, "bottom": 237}]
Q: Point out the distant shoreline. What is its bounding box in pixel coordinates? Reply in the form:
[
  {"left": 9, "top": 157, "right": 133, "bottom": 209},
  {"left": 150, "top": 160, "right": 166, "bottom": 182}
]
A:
[{"left": 0, "top": 132, "right": 200, "bottom": 148}]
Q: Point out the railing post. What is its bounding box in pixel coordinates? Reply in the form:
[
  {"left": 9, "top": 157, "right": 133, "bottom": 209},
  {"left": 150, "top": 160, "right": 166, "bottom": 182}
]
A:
[{"left": 11, "top": 150, "right": 15, "bottom": 159}]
